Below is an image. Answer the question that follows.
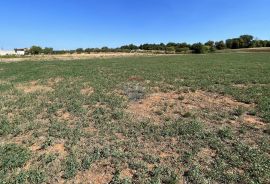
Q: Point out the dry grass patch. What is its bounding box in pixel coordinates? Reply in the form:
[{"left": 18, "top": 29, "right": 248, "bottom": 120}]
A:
[
  {"left": 126, "top": 90, "right": 254, "bottom": 124},
  {"left": 56, "top": 109, "right": 74, "bottom": 121},
  {"left": 120, "top": 168, "right": 134, "bottom": 180},
  {"left": 80, "top": 87, "right": 94, "bottom": 96},
  {"left": 47, "top": 77, "right": 63, "bottom": 86},
  {"left": 196, "top": 147, "right": 216, "bottom": 165},
  {"left": 16, "top": 80, "right": 53, "bottom": 93},
  {"left": 73, "top": 160, "right": 114, "bottom": 184},
  {"left": 0, "top": 79, "right": 10, "bottom": 85},
  {"left": 241, "top": 114, "right": 265, "bottom": 128},
  {"left": 47, "top": 143, "right": 67, "bottom": 157},
  {"left": 232, "top": 83, "right": 269, "bottom": 89}
]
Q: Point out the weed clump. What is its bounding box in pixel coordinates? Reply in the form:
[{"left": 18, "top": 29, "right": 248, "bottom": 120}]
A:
[
  {"left": 63, "top": 154, "right": 79, "bottom": 179},
  {"left": 123, "top": 83, "right": 145, "bottom": 101},
  {"left": 0, "top": 144, "right": 31, "bottom": 171}
]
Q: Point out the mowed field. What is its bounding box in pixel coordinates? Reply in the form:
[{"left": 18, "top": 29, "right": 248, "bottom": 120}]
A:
[{"left": 0, "top": 53, "right": 269, "bottom": 183}]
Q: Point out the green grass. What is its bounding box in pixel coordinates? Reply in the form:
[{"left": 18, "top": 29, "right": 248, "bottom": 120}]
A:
[{"left": 0, "top": 53, "right": 269, "bottom": 183}]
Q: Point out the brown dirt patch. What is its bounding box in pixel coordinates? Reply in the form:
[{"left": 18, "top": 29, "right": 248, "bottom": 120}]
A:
[
  {"left": 197, "top": 147, "right": 216, "bottom": 159},
  {"left": 241, "top": 114, "right": 265, "bottom": 128},
  {"left": 80, "top": 87, "right": 94, "bottom": 96},
  {"left": 16, "top": 81, "right": 53, "bottom": 93},
  {"left": 74, "top": 160, "right": 114, "bottom": 184},
  {"left": 233, "top": 83, "right": 269, "bottom": 88},
  {"left": 0, "top": 79, "right": 10, "bottom": 85},
  {"left": 120, "top": 168, "right": 134, "bottom": 180},
  {"left": 126, "top": 90, "right": 253, "bottom": 124},
  {"left": 83, "top": 126, "right": 98, "bottom": 133},
  {"left": 196, "top": 147, "right": 216, "bottom": 168},
  {"left": 56, "top": 109, "right": 73, "bottom": 121},
  {"left": 128, "top": 76, "right": 144, "bottom": 82},
  {"left": 47, "top": 143, "right": 67, "bottom": 157},
  {"left": 47, "top": 77, "right": 63, "bottom": 86}
]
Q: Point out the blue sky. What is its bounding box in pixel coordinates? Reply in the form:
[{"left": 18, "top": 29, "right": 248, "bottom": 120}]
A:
[{"left": 0, "top": 0, "right": 269, "bottom": 49}]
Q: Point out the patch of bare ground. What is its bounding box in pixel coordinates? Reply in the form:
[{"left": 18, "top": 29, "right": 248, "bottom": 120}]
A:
[
  {"left": 0, "top": 79, "right": 10, "bottom": 85},
  {"left": 0, "top": 53, "right": 155, "bottom": 63},
  {"left": 16, "top": 80, "right": 53, "bottom": 93},
  {"left": 232, "top": 83, "right": 269, "bottom": 88},
  {"left": 196, "top": 147, "right": 216, "bottom": 166},
  {"left": 47, "top": 142, "right": 67, "bottom": 156},
  {"left": 0, "top": 133, "right": 32, "bottom": 145},
  {"left": 47, "top": 77, "right": 63, "bottom": 86},
  {"left": 80, "top": 87, "right": 94, "bottom": 96},
  {"left": 73, "top": 160, "right": 114, "bottom": 184},
  {"left": 56, "top": 109, "right": 74, "bottom": 121},
  {"left": 120, "top": 168, "right": 134, "bottom": 180},
  {"left": 128, "top": 76, "right": 144, "bottom": 82},
  {"left": 241, "top": 114, "right": 265, "bottom": 128},
  {"left": 126, "top": 89, "right": 257, "bottom": 126}
]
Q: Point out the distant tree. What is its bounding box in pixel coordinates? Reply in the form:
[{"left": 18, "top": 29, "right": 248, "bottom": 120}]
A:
[
  {"left": 93, "top": 48, "right": 101, "bottom": 53},
  {"left": 29, "top": 46, "right": 42, "bottom": 55},
  {"left": 43, "top": 47, "right": 53, "bottom": 54},
  {"left": 165, "top": 46, "right": 175, "bottom": 54},
  {"left": 215, "top": 41, "right": 226, "bottom": 50},
  {"left": 266, "top": 41, "right": 270, "bottom": 47},
  {"left": 167, "top": 42, "right": 177, "bottom": 48},
  {"left": 76, "top": 48, "right": 84, "bottom": 54},
  {"left": 209, "top": 46, "right": 216, "bottom": 53},
  {"left": 191, "top": 43, "right": 209, "bottom": 54},
  {"left": 205, "top": 41, "right": 215, "bottom": 47},
  {"left": 101, "top": 47, "right": 110, "bottom": 52},
  {"left": 239, "top": 35, "right": 253, "bottom": 48},
  {"left": 175, "top": 47, "right": 190, "bottom": 53},
  {"left": 226, "top": 39, "right": 233, "bottom": 49},
  {"left": 158, "top": 43, "right": 166, "bottom": 50},
  {"left": 85, "top": 48, "right": 94, "bottom": 53},
  {"left": 121, "top": 44, "right": 138, "bottom": 50},
  {"left": 231, "top": 39, "right": 240, "bottom": 49},
  {"left": 129, "top": 44, "right": 138, "bottom": 50}
]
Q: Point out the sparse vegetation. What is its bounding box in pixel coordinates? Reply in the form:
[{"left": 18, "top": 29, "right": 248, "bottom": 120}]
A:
[{"left": 0, "top": 53, "right": 269, "bottom": 183}]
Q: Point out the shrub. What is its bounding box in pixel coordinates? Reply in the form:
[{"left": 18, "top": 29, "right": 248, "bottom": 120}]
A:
[
  {"left": 76, "top": 48, "right": 84, "bottom": 54},
  {"left": 165, "top": 46, "right": 176, "bottom": 54},
  {"left": 217, "top": 127, "right": 233, "bottom": 139},
  {"left": 191, "top": 43, "right": 209, "bottom": 54},
  {"left": 215, "top": 41, "right": 226, "bottom": 50},
  {"left": 29, "top": 46, "right": 42, "bottom": 55}
]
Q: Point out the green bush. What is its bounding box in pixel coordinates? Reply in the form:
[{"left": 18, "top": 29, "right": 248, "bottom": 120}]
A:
[{"left": 191, "top": 43, "right": 209, "bottom": 54}]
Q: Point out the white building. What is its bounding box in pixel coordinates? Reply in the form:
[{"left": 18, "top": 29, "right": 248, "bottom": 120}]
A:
[
  {"left": 0, "top": 48, "right": 27, "bottom": 56},
  {"left": 0, "top": 50, "right": 15, "bottom": 56},
  {"left": 14, "top": 48, "right": 27, "bottom": 55}
]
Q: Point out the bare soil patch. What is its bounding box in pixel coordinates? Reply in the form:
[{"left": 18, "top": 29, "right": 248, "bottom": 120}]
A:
[
  {"left": 80, "top": 87, "right": 94, "bottom": 96},
  {"left": 120, "top": 168, "right": 134, "bottom": 180},
  {"left": 73, "top": 160, "right": 114, "bottom": 184},
  {"left": 128, "top": 76, "right": 144, "bottom": 82},
  {"left": 127, "top": 90, "right": 254, "bottom": 125},
  {"left": 241, "top": 114, "right": 265, "bottom": 128},
  {"left": 56, "top": 109, "right": 74, "bottom": 121},
  {"left": 0, "top": 79, "right": 10, "bottom": 85},
  {"left": 47, "top": 77, "right": 63, "bottom": 86},
  {"left": 16, "top": 81, "right": 53, "bottom": 93},
  {"left": 232, "top": 83, "right": 269, "bottom": 89},
  {"left": 47, "top": 143, "right": 67, "bottom": 157},
  {"left": 0, "top": 52, "right": 154, "bottom": 63}
]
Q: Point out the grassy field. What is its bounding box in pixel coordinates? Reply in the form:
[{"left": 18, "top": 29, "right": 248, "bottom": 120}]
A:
[{"left": 0, "top": 53, "right": 269, "bottom": 183}]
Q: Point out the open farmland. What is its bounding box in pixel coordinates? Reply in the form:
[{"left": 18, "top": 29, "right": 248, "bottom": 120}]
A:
[{"left": 0, "top": 53, "right": 269, "bottom": 183}]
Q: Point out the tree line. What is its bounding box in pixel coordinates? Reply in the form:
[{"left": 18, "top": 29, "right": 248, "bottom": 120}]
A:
[{"left": 28, "top": 35, "right": 270, "bottom": 55}]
